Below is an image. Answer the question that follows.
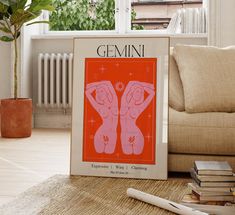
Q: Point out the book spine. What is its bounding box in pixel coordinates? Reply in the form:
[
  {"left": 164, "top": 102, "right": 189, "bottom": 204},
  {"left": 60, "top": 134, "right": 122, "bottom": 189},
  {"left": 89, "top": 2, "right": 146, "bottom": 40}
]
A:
[
  {"left": 193, "top": 162, "right": 199, "bottom": 175},
  {"left": 190, "top": 168, "right": 202, "bottom": 187}
]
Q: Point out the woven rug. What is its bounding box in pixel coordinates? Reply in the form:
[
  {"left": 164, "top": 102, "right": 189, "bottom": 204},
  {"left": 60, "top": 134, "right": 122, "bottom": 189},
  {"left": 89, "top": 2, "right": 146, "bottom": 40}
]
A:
[{"left": 0, "top": 175, "right": 190, "bottom": 215}]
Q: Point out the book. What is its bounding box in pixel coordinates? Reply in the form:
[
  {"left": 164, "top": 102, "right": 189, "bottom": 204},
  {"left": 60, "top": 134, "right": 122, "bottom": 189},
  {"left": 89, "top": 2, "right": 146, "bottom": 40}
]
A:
[
  {"left": 181, "top": 194, "right": 227, "bottom": 205},
  {"left": 175, "top": 10, "right": 181, "bottom": 34},
  {"left": 185, "top": 8, "right": 190, "bottom": 33},
  {"left": 182, "top": 203, "right": 235, "bottom": 215},
  {"left": 194, "top": 161, "right": 233, "bottom": 176},
  {"left": 195, "top": 181, "right": 235, "bottom": 188},
  {"left": 192, "top": 189, "right": 233, "bottom": 197},
  {"left": 167, "top": 12, "right": 177, "bottom": 33},
  {"left": 188, "top": 183, "right": 232, "bottom": 193},
  {"left": 193, "top": 191, "right": 235, "bottom": 203},
  {"left": 190, "top": 169, "right": 235, "bottom": 187},
  {"left": 167, "top": 10, "right": 182, "bottom": 34},
  {"left": 181, "top": 194, "right": 200, "bottom": 204},
  {"left": 168, "top": 7, "right": 207, "bottom": 34},
  {"left": 188, "top": 8, "right": 193, "bottom": 33},
  {"left": 194, "top": 8, "right": 199, "bottom": 33},
  {"left": 191, "top": 168, "right": 235, "bottom": 182},
  {"left": 197, "top": 174, "right": 235, "bottom": 182},
  {"left": 180, "top": 9, "right": 185, "bottom": 33}
]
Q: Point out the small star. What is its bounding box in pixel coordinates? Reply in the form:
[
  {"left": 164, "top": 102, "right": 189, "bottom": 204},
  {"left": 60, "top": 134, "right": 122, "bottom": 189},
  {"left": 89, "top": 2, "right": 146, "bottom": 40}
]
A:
[
  {"left": 148, "top": 114, "right": 152, "bottom": 118},
  {"left": 129, "top": 72, "right": 133, "bottom": 76},
  {"left": 88, "top": 118, "right": 96, "bottom": 124},
  {"left": 99, "top": 65, "right": 106, "bottom": 73},
  {"left": 145, "top": 134, "right": 152, "bottom": 141},
  {"left": 115, "top": 63, "right": 120, "bottom": 67}
]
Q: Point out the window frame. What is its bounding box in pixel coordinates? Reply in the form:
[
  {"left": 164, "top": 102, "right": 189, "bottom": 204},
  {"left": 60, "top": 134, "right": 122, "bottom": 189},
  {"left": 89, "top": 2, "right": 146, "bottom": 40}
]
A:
[
  {"left": 43, "top": 0, "right": 206, "bottom": 36},
  {"left": 125, "top": 0, "right": 168, "bottom": 35},
  {"left": 43, "top": 0, "right": 121, "bottom": 35}
]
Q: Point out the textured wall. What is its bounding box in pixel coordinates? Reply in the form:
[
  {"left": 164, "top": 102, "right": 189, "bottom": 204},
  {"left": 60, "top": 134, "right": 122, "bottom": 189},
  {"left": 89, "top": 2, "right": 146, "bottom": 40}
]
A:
[{"left": 0, "top": 42, "right": 11, "bottom": 99}]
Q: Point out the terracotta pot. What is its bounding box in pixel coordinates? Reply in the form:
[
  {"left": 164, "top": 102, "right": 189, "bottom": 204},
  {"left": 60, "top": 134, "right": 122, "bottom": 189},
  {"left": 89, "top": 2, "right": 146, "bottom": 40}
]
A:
[{"left": 0, "top": 98, "right": 32, "bottom": 138}]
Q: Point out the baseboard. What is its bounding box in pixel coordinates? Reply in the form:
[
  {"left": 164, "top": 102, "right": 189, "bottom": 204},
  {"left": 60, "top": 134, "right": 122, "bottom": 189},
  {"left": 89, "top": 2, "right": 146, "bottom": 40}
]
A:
[{"left": 34, "top": 112, "right": 71, "bottom": 128}]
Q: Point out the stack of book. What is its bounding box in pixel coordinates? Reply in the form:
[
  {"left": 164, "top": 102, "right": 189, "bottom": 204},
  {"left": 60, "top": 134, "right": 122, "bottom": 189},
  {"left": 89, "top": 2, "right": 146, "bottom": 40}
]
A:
[
  {"left": 167, "top": 7, "right": 207, "bottom": 34},
  {"left": 188, "top": 161, "right": 235, "bottom": 204}
]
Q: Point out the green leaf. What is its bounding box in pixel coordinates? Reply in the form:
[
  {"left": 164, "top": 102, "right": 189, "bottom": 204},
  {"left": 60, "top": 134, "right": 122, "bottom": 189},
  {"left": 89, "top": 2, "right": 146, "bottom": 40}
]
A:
[
  {"left": 0, "top": 2, "right": 7, "bottom": 13},
  {"left": 0, "top": 0, "right": 10, "bottom": 7},
  {"left": 42, "top": 5, "right": 54, "bottom": 11},
  {"left": 0, "top": 35, "right": 14, "bottom": 42},
  {"left": 10, "top": 8, "right": 40, "bottom": 26},
  {"left": 28, "top": 0, "right": 54, "bottom": 13},
  {"left": 10, "top": 8, "right": 28, "bottom": 24},
  {"left": 26, "top": 20, "right": 49, "bottom": 26},
  {"left": 1, "top": 0, "right": 54, "bottom": 26},
  {"left": 17, "top": 0, "right": 27, "bottom": 9},
  {"left": 0, "top": 25, "right": 11, "bottom": 33}
]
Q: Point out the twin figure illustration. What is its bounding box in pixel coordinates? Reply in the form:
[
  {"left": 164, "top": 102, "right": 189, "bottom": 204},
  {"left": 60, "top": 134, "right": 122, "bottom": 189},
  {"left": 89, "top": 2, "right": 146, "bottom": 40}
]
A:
[{"left": 85, "top": 80, "right": 155, "bottom": 155}]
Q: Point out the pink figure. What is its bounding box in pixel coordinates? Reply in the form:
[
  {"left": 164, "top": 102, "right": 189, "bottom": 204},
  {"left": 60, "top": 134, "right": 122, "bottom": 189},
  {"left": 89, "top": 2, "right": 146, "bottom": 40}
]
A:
[
  {"left": 120, "top": 81, "right": 155, "bottom": 155},
  {"left": 85, "top": 81, "right": 118, "bottom": 154}
]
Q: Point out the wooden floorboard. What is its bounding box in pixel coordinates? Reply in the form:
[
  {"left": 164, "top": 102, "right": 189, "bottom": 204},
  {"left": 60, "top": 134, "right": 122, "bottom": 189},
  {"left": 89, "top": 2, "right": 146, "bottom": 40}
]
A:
[{"left": 0, "top": 129, "right": 70, "bottom": 206}]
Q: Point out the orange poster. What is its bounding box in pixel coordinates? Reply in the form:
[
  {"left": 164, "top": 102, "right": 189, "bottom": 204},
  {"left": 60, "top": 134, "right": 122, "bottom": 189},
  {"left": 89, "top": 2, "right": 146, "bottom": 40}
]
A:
[{"left": 83, "top": 58, "right": 157, "bottom": 164}]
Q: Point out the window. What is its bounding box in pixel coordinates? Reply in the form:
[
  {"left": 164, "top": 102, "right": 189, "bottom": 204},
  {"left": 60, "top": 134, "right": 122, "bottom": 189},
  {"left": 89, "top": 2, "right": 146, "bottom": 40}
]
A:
[
  {"left": 130, "top": 0, "right": 205, "bottom": 33},
  {"left": 49, "top": 0, "right": 116, "bottom": 31},
  {"left": 44, "top": 0, "right": 206, "bottom": 34}
]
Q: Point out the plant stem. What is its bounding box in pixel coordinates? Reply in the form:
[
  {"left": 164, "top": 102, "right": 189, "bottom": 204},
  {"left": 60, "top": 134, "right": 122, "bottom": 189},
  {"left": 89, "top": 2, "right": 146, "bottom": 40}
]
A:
[{"left": 14, "top": 29, "right": 18, "bottom": 99}]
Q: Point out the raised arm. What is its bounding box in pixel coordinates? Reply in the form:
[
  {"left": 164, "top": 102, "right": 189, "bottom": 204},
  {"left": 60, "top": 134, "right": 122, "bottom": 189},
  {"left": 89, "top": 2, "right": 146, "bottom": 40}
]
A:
[
  {"left": 137, "top": 82, "right": 155, "bottom": 112},
  {"left": 85, "top": 84, "right": 101, "bottom": 112}
]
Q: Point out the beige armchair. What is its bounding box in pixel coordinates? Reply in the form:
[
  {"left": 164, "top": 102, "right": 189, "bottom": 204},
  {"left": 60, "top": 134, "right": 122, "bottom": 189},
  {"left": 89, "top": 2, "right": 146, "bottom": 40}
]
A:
[{"left": 168, "top": 48, "right": 235, "bottom": 172}]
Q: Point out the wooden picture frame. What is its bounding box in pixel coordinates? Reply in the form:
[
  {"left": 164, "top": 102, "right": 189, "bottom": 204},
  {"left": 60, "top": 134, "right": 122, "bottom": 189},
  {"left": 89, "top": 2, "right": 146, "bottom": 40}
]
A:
[{"left": 71, "top": 36, "right": 169, "bottom": 179}]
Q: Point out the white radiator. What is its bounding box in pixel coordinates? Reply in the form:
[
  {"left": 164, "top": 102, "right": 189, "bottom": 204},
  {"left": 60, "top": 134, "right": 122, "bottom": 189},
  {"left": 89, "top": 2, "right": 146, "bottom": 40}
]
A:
[{"left": 37, "top": 53, "right": 73, "bottom": 108}]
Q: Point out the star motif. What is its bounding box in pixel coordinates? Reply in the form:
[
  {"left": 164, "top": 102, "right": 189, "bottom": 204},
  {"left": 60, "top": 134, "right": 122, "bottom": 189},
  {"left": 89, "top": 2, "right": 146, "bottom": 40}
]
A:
[
  {"left": 88, "top": 118, "right": 96, "bottom": 124},
  {"left": 145, "top": 134, "right": 152, "bottom": 141},
  {"left": 99, "top": 65, "right": 106, "bottom": 73},
  {"left": 115, "top": 82, "right": 125, "bottom": 92}
]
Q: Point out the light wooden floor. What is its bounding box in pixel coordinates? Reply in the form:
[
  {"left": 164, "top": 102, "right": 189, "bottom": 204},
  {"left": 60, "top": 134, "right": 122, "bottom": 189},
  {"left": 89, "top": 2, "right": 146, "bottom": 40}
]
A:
[{"left": 0, "top": 129, "right": 70, "bottom": 206}]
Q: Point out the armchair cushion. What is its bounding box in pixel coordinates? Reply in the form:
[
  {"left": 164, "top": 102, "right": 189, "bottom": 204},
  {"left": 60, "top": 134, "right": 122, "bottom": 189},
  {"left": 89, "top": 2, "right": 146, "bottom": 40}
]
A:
[
  {"left": 173, "top": 45, "right": 235, "bottom": 113},
  {"left": 169, "top": 107, "right": 235, "bottom": 155},
  {"left": 169, "top": 48, "right": 185, "bottom": 111}
]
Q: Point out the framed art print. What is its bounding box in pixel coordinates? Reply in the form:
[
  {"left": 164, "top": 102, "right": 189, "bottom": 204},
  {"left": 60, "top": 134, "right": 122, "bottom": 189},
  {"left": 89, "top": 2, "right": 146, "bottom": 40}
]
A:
[{"left": 71, "top": 36, "right": 169, "bottom": 179}]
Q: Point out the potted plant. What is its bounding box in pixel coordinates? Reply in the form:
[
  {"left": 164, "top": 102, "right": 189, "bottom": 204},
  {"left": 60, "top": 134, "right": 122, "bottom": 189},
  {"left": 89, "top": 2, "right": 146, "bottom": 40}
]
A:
[{"left": 0, "top": 0, "right": 54, "bottom": 138}]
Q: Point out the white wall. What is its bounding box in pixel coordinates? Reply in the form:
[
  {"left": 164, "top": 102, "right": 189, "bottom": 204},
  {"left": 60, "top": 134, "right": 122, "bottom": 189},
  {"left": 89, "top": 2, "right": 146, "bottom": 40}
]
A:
[
  {"left": 32, "top": 39, "right": 74, "bottom": 128},
  {"left": 21, "top": 23, "right": 41, "bottom": 98},
  {"left": 208, "top": 0, "right": 235, "bottom": 47},
  {"left": 0, "top": 42, "right": 11, "bottom": 99},
  {"left": 220, "top": 1, "right": 235, "bottom": 47}
]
